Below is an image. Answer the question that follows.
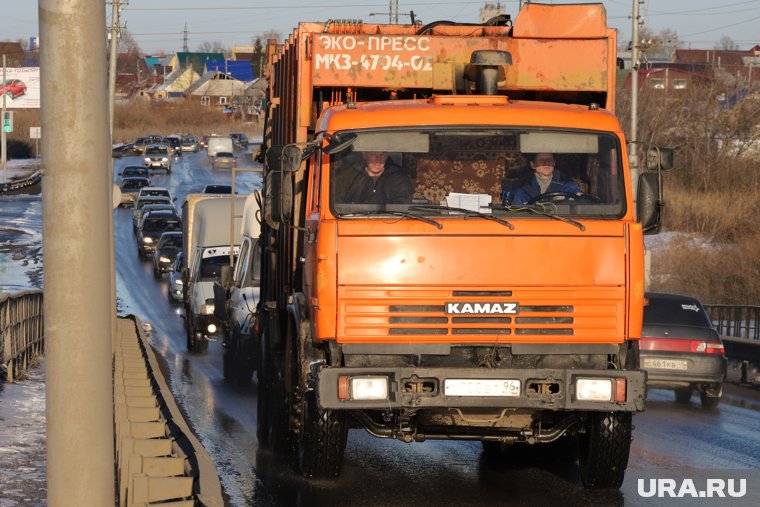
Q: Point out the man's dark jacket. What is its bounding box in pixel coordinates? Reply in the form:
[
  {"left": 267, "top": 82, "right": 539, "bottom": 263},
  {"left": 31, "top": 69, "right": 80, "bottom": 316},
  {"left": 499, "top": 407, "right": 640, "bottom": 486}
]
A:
[{"left": 334, "top": 158, "right": 413, "bottom": 204}]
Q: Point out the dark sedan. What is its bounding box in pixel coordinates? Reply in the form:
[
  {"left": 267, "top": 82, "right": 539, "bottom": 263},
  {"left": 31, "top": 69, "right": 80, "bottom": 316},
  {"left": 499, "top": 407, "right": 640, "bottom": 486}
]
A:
[
  {"left": 119, "top": 176, "right": 151, "bottom": 207},
  {"left": 641, "top": 292, "right": 727, "bottom": 408},
  {"left": 119, "top": 166, "right": 151, "bottom": 181},
  {"left": 136, "top": 210, "right": 182, "bottom": 258},
  {"left": 152, "top": 231, "right": 183, "bottom": 279}
]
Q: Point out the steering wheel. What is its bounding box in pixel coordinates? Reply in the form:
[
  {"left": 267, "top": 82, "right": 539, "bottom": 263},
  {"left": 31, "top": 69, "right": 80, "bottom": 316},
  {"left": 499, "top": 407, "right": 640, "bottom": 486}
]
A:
[{"left": 526, "top": 191, "right": 600, "bottom": 205}]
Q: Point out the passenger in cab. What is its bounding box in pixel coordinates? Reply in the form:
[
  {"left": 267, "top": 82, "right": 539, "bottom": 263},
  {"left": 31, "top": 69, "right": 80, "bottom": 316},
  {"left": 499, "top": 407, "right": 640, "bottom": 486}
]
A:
[
  {"left": 511, "top": 153, "right": 580, "bottom": 204},
  {"left": 334, "top": 150, "right": 413, "bottom": 204}
]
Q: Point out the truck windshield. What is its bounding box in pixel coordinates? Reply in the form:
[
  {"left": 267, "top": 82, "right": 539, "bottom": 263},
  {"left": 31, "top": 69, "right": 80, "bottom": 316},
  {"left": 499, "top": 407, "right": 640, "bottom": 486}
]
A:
[{"left": 329, "top": 128, "right": 625, "bottom": 218}]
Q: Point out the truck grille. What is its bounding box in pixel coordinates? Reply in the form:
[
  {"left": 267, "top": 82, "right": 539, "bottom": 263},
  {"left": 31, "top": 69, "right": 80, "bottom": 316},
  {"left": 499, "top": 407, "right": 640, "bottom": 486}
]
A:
[{"left": 338, "top": 288, "right": 624, "bottom": 343}]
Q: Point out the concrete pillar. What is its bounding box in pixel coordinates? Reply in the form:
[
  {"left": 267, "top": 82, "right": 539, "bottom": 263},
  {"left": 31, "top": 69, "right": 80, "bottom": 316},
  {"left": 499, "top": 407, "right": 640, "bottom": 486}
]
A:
[{"left": 39, "top": 1, "right": 115, "bottom": 505}]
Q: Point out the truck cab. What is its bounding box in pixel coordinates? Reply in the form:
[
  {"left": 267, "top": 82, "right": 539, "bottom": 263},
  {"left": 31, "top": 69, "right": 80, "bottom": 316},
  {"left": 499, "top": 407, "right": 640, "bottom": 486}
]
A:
[
  {"left": 255, "top": 2, "right": 672, "bottom": 488},
  {"left": 182, "top": 195, "right": 245, "bottom": 352},
  {"left": 216, "top": 193, "right": 262, "bottom": 384}
]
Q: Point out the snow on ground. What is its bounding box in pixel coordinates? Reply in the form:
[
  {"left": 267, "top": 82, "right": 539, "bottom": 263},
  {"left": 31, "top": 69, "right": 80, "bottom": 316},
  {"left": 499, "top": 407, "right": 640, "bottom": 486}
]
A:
[
  {"left": 0, "top": 360, "right": 47, "bottom": 507},
  {"left": 1, "top": 159, "right": 41, "bottom": 183}
]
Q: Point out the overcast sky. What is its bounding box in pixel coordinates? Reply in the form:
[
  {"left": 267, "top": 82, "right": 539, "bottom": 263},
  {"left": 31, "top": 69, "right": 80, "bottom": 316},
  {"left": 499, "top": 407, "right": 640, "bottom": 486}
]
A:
[{"left": 3, "top": 1, "right": 759, "bottom": 55}]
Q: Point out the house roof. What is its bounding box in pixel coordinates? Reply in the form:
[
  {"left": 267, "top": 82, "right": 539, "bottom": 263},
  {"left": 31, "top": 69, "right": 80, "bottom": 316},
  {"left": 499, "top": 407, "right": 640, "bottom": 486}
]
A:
[
  {"left": 0, "top": 42, "right": 25, "bottom": 66},
  {"left": 175, "top": 52, "right": 224, "bottom": 72},
  {"left": 205, "top": 60, "right": 254, "bottom": 81},
  {"left": 188, "top": 71, "right": 247, "bottom": 96},
  {"left": 155, "top": 67, "right": 200, "bottom": 93},
  {"left": 675, "top": 49, "right": 753, "bottom": 66},
  {"left": 115, "top": 73, "right": 139, "bottom": 97}
]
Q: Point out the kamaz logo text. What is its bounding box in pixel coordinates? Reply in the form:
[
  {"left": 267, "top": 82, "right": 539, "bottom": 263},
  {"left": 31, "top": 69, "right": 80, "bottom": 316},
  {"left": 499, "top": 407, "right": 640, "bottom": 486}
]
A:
[{"left": 445, "top": 302, "right": 519, "bottom": 315}]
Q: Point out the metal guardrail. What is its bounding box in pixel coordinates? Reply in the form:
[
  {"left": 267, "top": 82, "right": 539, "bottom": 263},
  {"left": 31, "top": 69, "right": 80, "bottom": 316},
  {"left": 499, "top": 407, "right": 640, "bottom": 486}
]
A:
[
  {"left": 0, "top": 290, "right": 44, "bottom": 382},
  {"left": 705, "top": 304, "right": 760, "bottom": 382},
  {"left": 116, "top": 316, "right": 224, "bottom": 506},
  {"left": 0, "top": 291, "right": 224, "bottom": 505}
]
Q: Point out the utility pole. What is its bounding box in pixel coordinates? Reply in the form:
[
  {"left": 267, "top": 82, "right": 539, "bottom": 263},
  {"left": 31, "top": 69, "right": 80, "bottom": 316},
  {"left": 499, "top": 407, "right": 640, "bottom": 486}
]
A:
[
  {"left": 2, "top": 55, "right": 7, "bottom": 182},
  {"left": 183, "top": 23, "right": 189, "bottom": 52},
  {"left": 108, "top": 0, "right": 120, "bottom": 141},
  {"left": 40, "top": 0, "right": 115, "bottom": 505},
  {"left": 630, "top": 0, "right": 641, "bottom": 201}
]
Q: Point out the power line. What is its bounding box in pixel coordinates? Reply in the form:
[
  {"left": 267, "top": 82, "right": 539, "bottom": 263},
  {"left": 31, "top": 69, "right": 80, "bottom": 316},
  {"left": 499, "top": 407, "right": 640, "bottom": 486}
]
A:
[{"left": 125, "top": 1, "right": 491, "bottom": 11}]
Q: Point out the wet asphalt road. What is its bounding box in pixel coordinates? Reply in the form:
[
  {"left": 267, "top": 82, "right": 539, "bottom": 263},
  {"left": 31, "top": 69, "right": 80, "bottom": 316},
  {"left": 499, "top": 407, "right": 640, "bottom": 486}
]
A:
[{"left": 2, "top": 149, "right": 760, "bottom": 506}]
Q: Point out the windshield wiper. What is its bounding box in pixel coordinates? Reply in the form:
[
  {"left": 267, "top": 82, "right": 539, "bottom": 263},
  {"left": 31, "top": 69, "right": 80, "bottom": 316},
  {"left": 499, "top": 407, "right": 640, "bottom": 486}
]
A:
[
  {"left": 409, "top": 205, "right": 514, "bottom": 230},
  {"left": 489, "top": 203, "right": 585, "bottom": 231},
  {"left": 340, "top": 210, "right": 443, "bottom": 229}
]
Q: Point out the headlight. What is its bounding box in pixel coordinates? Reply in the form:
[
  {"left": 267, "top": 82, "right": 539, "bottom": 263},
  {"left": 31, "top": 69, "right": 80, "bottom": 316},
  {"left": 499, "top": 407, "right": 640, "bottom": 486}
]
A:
[
  {"left": 142, "top": 237, "right": 153, "bottom": 244},
  {"left": 576, "top": 378, "right": 612, "bottom": 402},
  {"left": 159, "top": 256, "right": 171, "bottom": 263},
  {"left": 144, "top": 157, "right": 150, "bottom": 162},
  {"left": 200, "top": 303, "right": 215, "bottom": 315},
  {"left": 338, "top": 376, "right": 389, "bottom": 401},
  {"left": 207, "top": 323, "right": 217, "bottom": 334},
  {"left": 162, "top": 157, "right": 168, "bottom": 162}
]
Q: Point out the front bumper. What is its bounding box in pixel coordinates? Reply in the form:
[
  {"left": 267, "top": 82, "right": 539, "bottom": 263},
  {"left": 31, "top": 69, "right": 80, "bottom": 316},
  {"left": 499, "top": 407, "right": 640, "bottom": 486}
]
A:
[
  {"left": 317, "top": 366, "right": 646, "bottom": 412},
  {"left": 194, "top": 314, "right": 221, "bottom": 336}
]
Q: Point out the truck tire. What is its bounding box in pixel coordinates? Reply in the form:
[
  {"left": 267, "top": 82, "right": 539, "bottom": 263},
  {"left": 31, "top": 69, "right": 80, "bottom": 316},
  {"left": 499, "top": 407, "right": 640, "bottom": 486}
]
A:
[
  {"left": 186, "top": 319, "right": 195, "bottom": 351},
  {"left": 700, "top": 384, "right": 721, "bottom": 409},
  {"left": 222, "top": 351, "right": 233, "bottom": 380},
  {"left": 224, "top": 326, "right": 254, "bottom": 386},
  {"left": 256, "top": 320, "right": 290, "bottom": 450},
  {"left": 298, "top": 391, "right": 347, "bottom": 479},
  {"left": 674, "top": 387, "right": 692, "bottom": 404},
  {"left": 578, "top": 412, "right": 632, "bottom": 490}
]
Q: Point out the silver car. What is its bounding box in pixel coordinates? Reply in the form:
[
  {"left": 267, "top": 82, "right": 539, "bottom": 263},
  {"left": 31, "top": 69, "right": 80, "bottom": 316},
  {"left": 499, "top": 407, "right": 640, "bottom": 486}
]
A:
[
  {"left": 181, "top": 135, "right": 199, "bottom": 152},
  {"left": 211, "top": 151, "right": 236, "bottom": 170},
  {"left": 168, "top": 252, "right": 184, "bottom": 305},
  {"left": 143, "top": 144, "right": 172, "bottom": 172}
]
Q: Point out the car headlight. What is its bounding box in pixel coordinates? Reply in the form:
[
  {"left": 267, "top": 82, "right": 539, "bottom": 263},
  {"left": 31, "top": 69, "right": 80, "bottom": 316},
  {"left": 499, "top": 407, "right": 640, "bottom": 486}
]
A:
[
  {"left": 142, "top": 237, "right": 153, "bottom": 244},
  {"left": 162, "top": 157, "right": 168, "bottom": 162},
  {"left": 159, "top": 256, "right": 171, "bottom": 263},
  {"left": 144, "top": 157, "right": 150, "bottom": 162}
]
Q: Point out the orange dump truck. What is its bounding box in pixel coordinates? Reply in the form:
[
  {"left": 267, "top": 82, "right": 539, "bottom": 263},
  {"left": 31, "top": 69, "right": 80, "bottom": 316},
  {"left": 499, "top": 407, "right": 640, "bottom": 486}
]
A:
[{"left": 254, "top": 2, "right": 669, "bottom": 488}]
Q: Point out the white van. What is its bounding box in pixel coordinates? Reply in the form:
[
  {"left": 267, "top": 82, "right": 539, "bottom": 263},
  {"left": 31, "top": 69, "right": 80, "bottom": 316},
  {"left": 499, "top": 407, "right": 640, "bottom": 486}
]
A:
[{"left": 206, "top": 135, "right": 234, "bottom": 157}]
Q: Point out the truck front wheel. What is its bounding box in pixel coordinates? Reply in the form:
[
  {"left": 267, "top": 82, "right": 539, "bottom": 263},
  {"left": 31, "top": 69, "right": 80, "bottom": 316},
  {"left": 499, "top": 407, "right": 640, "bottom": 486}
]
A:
[
  {"left": 298, "top": 391, "right": 347, "bottom": 479},
  {"left": 578, "top": 411, "right": 632, "bottom": 490}
]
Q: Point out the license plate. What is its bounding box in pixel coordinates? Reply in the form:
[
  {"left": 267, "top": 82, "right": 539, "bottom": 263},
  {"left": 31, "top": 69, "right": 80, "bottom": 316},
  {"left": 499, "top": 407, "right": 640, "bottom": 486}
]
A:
[
  {"left": 444, "top": 379, "right": 520, "bottom": 397},
  {"left": 642, "top": 358, "right": 688, "bottom": 370}
]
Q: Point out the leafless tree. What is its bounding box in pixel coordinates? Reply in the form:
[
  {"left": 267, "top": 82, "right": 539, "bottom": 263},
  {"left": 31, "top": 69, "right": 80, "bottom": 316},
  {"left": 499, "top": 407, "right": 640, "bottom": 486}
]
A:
[
  {"left": 197, "top": 41, "right": 227, "bottom": 54},
  {"left": 118, "top": 27, "right": 141, "bottom": 55},
  {"left": 714, "top": 36, "right": 739, "bottom": 51}
]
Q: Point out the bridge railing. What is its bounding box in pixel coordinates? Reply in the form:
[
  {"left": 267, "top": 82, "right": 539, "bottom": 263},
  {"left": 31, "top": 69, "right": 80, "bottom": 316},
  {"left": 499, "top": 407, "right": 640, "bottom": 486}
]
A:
[
  {"left": 705, "top": 304, "right": 760, "bottom": 382},
  {"left": 0, "top": 290, "right": 44, "bottom": 382}
]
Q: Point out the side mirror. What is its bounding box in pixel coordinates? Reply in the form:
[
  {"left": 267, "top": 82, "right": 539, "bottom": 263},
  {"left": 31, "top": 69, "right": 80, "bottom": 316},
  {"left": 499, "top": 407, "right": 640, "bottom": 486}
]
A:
[
  {"left": 282, "top": 144, "right": 303, "bottom": 173},
  {"left": 646, "top": 146, "right": 675, "bottom": 172},
  {"left": 213, "top": 280, "right": 230, "bottom": 322},
  {"left": 219, "top": 264, "right": 234, "bottom": 290},
  {"left": 636, "top": 172, "right": 662, "bottom": 235}
]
